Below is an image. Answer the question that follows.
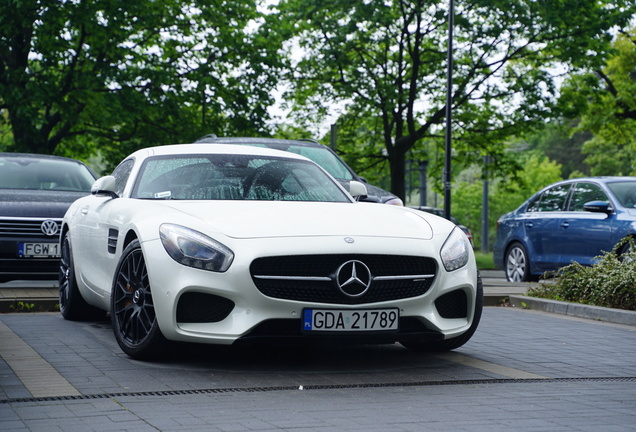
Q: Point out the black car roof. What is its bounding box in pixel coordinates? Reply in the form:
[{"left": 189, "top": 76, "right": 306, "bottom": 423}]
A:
[
  {"left": 0, "top": 152, "right": 88, "bottom": 165},
  {"left": 195, "top": 136, "right": 324, "bottom": 148}
]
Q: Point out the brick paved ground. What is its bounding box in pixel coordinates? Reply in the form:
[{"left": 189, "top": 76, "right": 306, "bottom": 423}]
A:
[{"left": 1, "top": 307, "right": 635, "bottom": 431}]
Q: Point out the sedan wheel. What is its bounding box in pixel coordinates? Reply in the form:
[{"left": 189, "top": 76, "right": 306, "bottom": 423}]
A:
[
  {"left": 111, "top": 240, "right": 167, "bottom": 359},
  {"left": 59, "top": 232, "right": 104, "bottom": 321},
  {"left": 505, "top": 242, "right": 531, "bottom": 282}
]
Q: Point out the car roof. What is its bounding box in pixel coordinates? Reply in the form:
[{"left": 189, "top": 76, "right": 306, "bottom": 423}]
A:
[
  {"left": 128, "top": 143, "right": 312, "bottom": 161},
  {"left": 555, "top": 176, "right": 636, "bottom": 184},
  {"left": 0, "top": 152, "right": 88, "bottom": 164},
  {"left": 195, "top": 136, "right": 324, "bottom": 149}
]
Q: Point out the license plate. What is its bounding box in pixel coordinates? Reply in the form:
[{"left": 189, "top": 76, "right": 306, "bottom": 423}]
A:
[
  {"left": 18, "top": 242, "right": 60, "bottom": 258},
  {"left": 302, "top": 308, "right": 399, "bottom": 333}
]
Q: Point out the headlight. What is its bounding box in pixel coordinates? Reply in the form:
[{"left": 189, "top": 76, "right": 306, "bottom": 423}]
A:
[
  {"left": 159, "top": 224, "right": 234, "bottom": 272},
  {"left": 440, "top": 227, "right": 470, "bottom": 272}
]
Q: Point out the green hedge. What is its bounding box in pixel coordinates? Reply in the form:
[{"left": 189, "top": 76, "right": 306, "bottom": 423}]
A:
[{"left": 527, "top": 238, "right": 636, "bottom": 311}]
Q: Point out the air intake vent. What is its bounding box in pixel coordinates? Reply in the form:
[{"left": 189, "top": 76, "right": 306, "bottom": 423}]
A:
[
  {"left": 176, "top": 292, "right": 234, "bottom": 323},
  {"left": 435, "top": 290, "right": 468, "bottom": 319}
]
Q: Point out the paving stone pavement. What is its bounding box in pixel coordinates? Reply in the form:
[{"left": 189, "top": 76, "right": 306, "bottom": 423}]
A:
[{"left": 1, "top": 306, "right": 635, "bottom": 432}]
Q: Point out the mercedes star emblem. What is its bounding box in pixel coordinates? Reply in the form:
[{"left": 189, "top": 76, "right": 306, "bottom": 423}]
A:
[{"left": 336, "top": 260, "right": 372, "bottom": 297}]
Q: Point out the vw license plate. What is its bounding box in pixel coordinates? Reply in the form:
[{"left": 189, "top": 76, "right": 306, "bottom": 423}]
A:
[
  {"left": 18, "top": 242, "right": 60, "bottom": 258},
  {"left": 303, "top": 308, "right": 399, "bottom": 333}
]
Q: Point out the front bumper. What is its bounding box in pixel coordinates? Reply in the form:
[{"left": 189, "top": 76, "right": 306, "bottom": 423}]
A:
[{"left": 141, "top": 235, "right": 479, "bottom": 346}]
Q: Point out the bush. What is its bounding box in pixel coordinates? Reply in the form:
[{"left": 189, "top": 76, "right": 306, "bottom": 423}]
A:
[{"left": 527, "top": 238, "right": 636, "bottom": 311}]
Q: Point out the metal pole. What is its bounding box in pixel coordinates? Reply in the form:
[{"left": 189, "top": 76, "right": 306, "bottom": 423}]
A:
[
  {"left": 443, "top": 0, "right": 454, "bottom": 221},
  {"left": 481, "top": 156, "right": 489, "bottom": 252},
  {"left": 419, "top": 161, "right": 428, "bottom": 206},
  {"left": 330, "top": 124, "right": 337, "bottom": 151}
]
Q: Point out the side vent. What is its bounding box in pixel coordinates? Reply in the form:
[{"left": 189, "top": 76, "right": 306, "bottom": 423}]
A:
[{"left": 107, "top": 229, "right": 118, "bottom": 254}]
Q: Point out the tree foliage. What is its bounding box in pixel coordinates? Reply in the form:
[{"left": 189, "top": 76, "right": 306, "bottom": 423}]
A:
[
  {"left": 452, "top": 152, "right": 562, "bottom": 249},
  {"left": 0, "top": 0, "right": 282, "bottom": 166},
  {"left": 559, "top": 29, "right": 636, "bottom": 176},
  {"left": 270, "top": 0, "right": 635, "bottom": 200}
]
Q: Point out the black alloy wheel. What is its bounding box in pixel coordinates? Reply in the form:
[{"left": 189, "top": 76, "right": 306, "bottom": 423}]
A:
[
  {"left": 111, "top": 239, "right": 167, "bottom": 359},
  {"left": 59, "top": 231, "right": 104, "bottom": 321}
]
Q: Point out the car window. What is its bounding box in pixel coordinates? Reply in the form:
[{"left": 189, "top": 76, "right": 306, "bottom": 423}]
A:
[
  {"left": 132, "top": 154, "right": 351, "bottom": 202},
  {"left": 111, "top": 159, "right": 134, "bottom": 196},
  {"left": 606, "top": 181, "right": 636, "bottom": 208},
  {"left": 569, "top": 183, "right": 608, "bottom": 211},
  {"left": 0, "top": 156, "right": 95, "bottom": 191},
  {"left": 527, "top": 184, "right": 571, "bottom": 212},
  {"left": 285, "top": 146, "right": 355, "bottom": 181}
]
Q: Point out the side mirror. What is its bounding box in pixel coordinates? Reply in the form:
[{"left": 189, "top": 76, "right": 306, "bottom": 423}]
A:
[
  {"left": 349, "top": 180, "right": 368, "bottom": 199},
  {"left": 91, "top": 176, "right": 119, "bottom": 199},
  {"left": 583, "top": 200, "right": 612, "bottom": 215}
]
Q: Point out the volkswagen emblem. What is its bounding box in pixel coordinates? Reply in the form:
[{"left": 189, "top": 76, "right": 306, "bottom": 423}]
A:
[
  {"left": 336, "top": 260, "right": 372, "bottom": 297},
  {"left": 41, "top": 220, "right": 59, "bottom": 236}
]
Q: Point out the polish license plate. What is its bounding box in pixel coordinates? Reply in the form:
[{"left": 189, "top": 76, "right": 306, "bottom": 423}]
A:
[
  {"left": 302, "top": 308, "right": 399, "bottom": 333},
  {"left": 18, "top": 242, "right": 60, "bottom": 258}
]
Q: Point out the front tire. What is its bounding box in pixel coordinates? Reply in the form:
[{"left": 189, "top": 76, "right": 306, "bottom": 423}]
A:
[
  {"left": 59, "top": 231, "right": 105, "bottom": 321},
  {"left": 505, "top": 242, "right": 532, "bottom": 282},
  {"left": 401, "top": 273, "right": 483, "bottom": 353},
  {"left": 111, "top": 239, "right": 167, "bottom": 360}
]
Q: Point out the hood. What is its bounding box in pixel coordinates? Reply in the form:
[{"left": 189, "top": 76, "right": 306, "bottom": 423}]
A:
[
  {"left": 0, "top": 190, "right": 89, "bottom": 218},
  {"left": 158, "top": 201, "right": 434, "bottom": 240}
]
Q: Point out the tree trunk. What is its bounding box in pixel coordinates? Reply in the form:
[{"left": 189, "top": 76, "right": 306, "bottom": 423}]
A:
[{"left": 389, "top": 146, "right": 407, "bottom": 202}]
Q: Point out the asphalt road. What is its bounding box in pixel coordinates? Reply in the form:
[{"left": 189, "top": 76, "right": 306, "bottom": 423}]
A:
[{"left": 1, "top": 303, "right": 635, "bottom": 431}]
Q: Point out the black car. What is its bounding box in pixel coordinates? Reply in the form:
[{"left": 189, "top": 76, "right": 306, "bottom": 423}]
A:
[
  {"left": 410, "top": 206, "right": 474, "bottom": 247},
  {"left": 0, "top": 153, "right": 96, "bottom": 282},
  {"left": 195, "top": 136, "right": 404, "bottom": 206}
]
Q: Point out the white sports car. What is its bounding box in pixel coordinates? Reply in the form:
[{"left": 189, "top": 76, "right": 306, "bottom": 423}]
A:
[{"left": 59, "top": 143, "right": 481, "bottom": 359}]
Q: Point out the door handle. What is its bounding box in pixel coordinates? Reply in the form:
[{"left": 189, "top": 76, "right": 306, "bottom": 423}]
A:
[
  {"left": 81, "top": 208, "right": 89, "bottom": 215},
  {"left": 561, "top": 221, "right": 569, "bottom": 228}
]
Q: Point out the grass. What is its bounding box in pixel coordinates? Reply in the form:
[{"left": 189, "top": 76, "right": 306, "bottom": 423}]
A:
[{"left": 474, "top": 251, "right": 496, "bottom": 270}]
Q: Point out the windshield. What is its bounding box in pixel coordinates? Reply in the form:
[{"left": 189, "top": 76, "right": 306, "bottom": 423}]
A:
[
  {"left": 606, "top": 181, "right": 636, "bottom": 208},
  {"left": 133, "top": 154, "right": 352, "bottom": 202},
  {"left": 0, "top": 156, "right": 95, "bottom": 192}
]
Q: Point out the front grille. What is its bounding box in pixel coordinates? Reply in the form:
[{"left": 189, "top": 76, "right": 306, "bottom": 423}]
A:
[
  {"left": 435, "top": 289, "right": 468, "bottom": 319},
  {"left": 0, "top": 218, "right": 62, "bottom": 238},
  {"left": 250, "top": 254, "right": 437, "bottom": 305}
]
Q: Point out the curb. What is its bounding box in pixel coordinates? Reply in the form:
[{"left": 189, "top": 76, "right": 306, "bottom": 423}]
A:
[
  {"left": 0, "top": 297, "right": 59, "bottom": 314},
  {"left": 509, "top": 295, "right": 636, "bottom": 326}
]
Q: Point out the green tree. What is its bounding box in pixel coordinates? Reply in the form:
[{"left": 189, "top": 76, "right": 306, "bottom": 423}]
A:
[
  {"left": 452, "top": 152, "right": 562, "bottom": 249},
  {"left": 270, "top": 0, "right": 634, "bottom": 201},
  {"left": 559, "top": 29, "right": 636, "bottom": 175},
  {"left": 524, "top": 121, "right": 592, "bottom": 179},
  {"left": 0, "top": 0, "right": 282, "bottom": 163}
]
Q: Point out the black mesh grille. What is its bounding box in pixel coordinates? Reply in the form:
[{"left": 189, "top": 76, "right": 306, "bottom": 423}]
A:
[
  {"left": 250, "top": 254, "right": 437, "bottom": 305},
  {"left": 435, "top": 289, "right": 468, "bottom": 319},
  {"left": 176, "top": 292, "right": 235, "bottom": 323}
]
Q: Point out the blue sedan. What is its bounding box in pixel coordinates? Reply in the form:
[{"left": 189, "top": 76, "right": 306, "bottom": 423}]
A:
[{"left": 494, "top": 177, "right": 636, "bottom": 282}]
